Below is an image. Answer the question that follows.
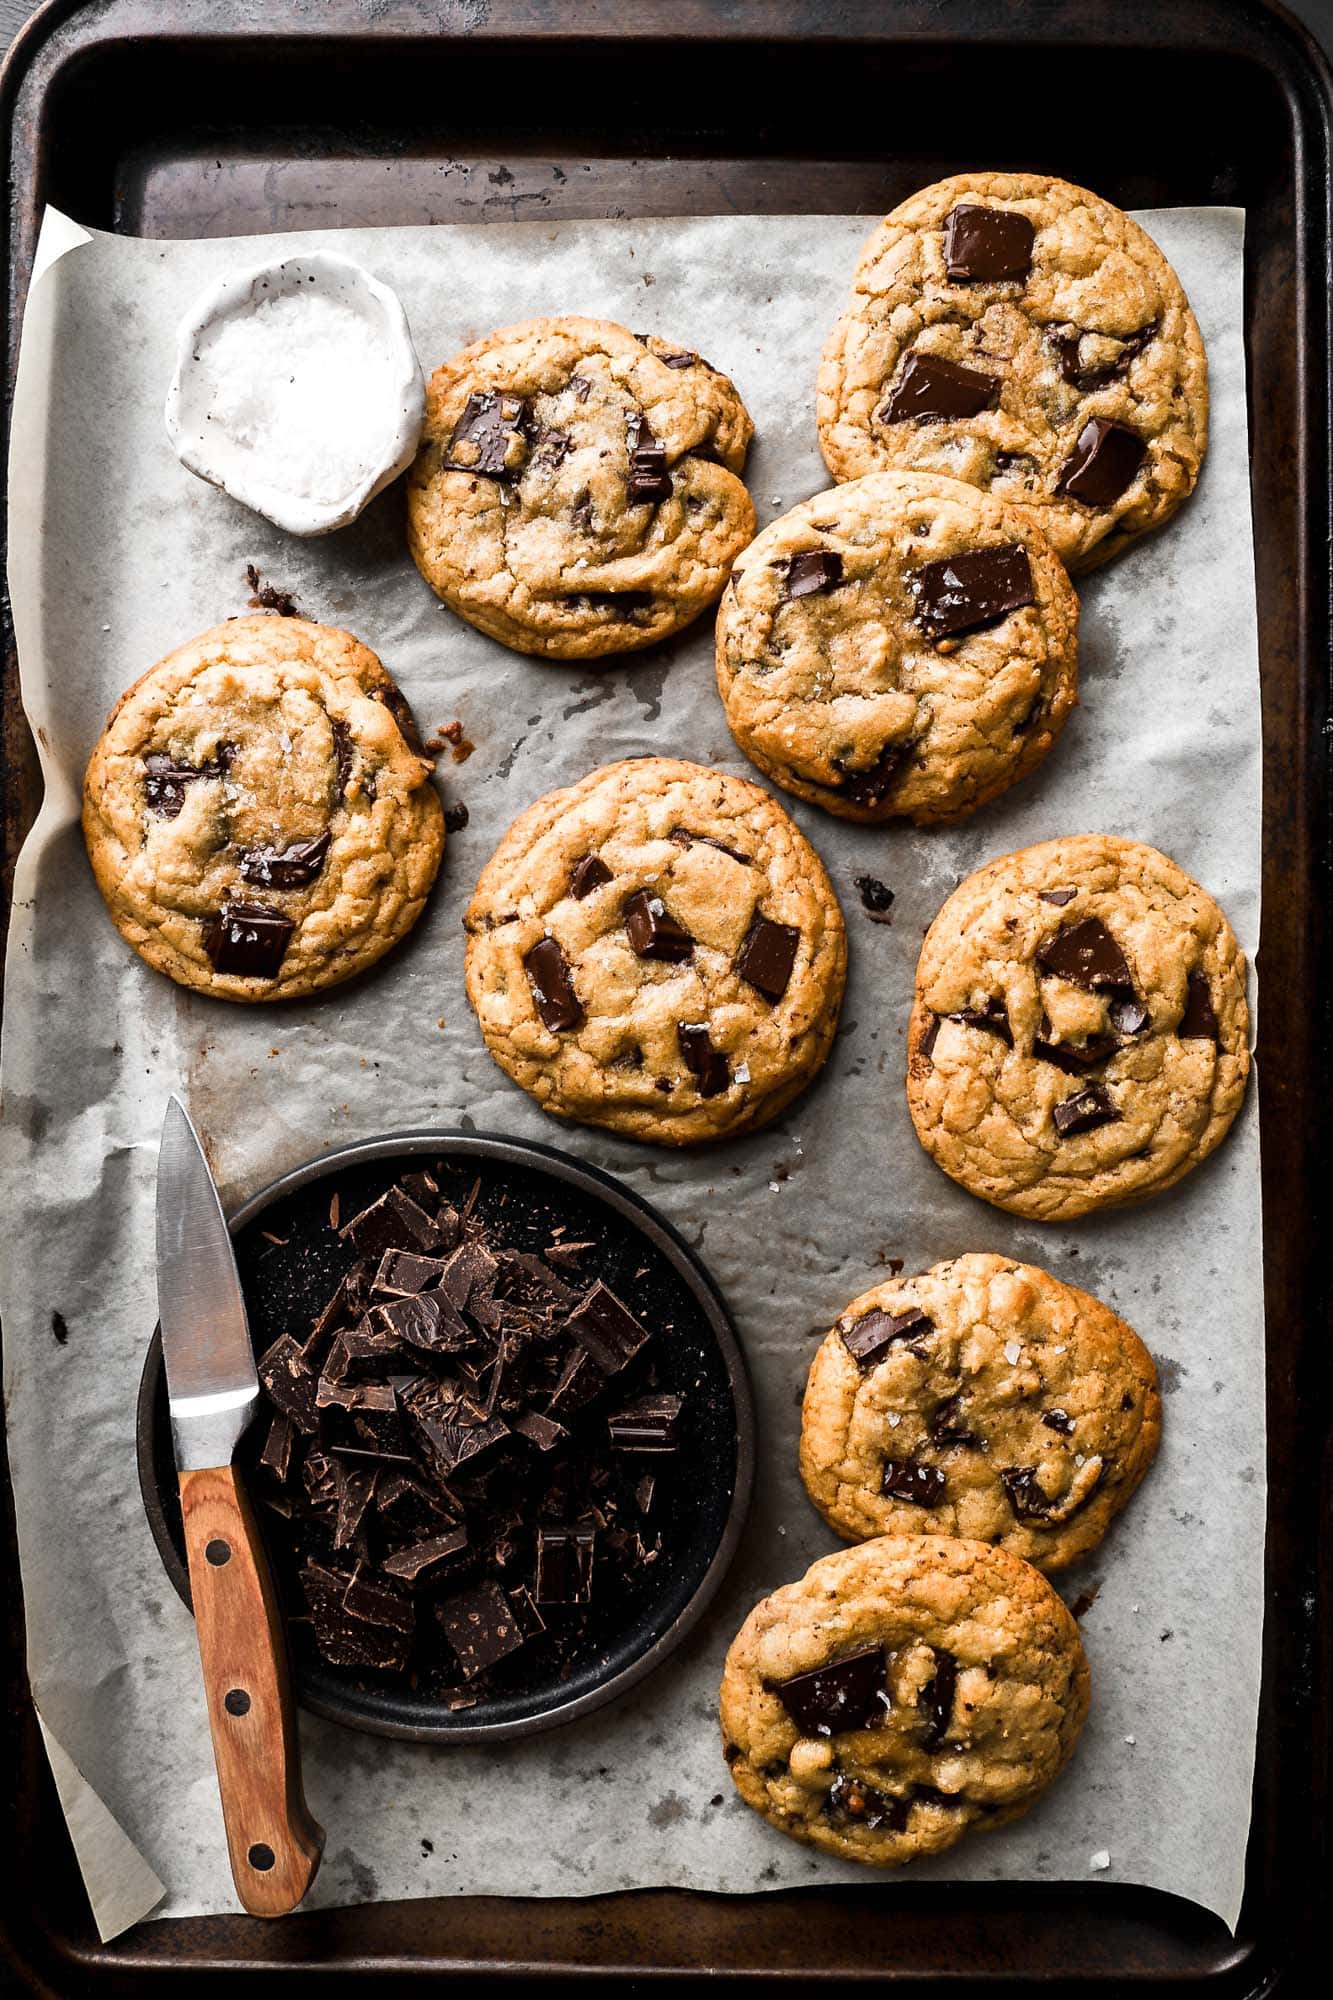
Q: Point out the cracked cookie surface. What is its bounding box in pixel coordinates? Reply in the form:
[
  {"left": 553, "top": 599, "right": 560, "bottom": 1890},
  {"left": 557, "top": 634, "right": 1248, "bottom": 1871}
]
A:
[
  {"left": 719, "top": 1535, "right": 1089, "bottom": 1866},
  {"left": 715, "top": 471, "right": 1078, "bottom": 824},
  {"left": 817, "top": 173, "right": 1208, "bottom": 573},
  {"left": 905, "top": 835, "right": 1249, "bottom": 1219},
  {"left": 82, "top": 616, "right": 444, "bottom": 1001},
  {"left": 407, "top": 316, "right": 756, "bottom": 659},
  {"left": 800, "top": 1254, "right": 1161, "bottom": 1570},
  {"left": 464, "top": 758, "right": 846, "bottom": 1144}
]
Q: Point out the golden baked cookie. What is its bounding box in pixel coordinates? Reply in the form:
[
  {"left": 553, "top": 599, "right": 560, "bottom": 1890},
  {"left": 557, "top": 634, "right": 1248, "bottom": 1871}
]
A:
[
  {"left": 714, "top": 471, "right": 1078, "bottom": 824},
  {"left": 406, "top": 317, "right": 755, "bottom": 658},
  {"left": 719, "top": 1535, "right": 1089, "bottom": 1866},
  {"left": 905, "top": 834, "right": 1249, "bottom": 1219},
  {"left": 800, "top": 1254, "right": 1161, "bottom": 1570},
  {"left": 817, "top": 173, "right": 1208, "bottom": 572},
  {"left": 82, "top": 615, "right": 444, "bottom": 1001},
  {"left": 463, "top": 758, "right": 846, "bottom": 1144}
]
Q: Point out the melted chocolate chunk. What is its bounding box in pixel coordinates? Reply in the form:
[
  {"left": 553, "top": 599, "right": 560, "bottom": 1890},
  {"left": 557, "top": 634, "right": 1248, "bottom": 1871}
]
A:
[
  {"left": 566, "top": 1282, "right": 650, "bottom": 1374},
  {"left": 1032, "top": 1030, "right": 1120, "bottom": 1075},
  {"left": 929, "top": 1394, "right": 977, "bottom": 1447},
  {"left": 624, "top": 889, "right": 693, "bottom": 961},
  {"left": 569, "top": 854, "right": 613, "bottom": 899},
  {"left": 840, "top": 1306, "right": 933, "bottom": 1370},
  {"left": 943, "top": 203, "right": 1035, "bottom": 282},
  {"left": 917, "top": 1014, "right": 942, "bottom": 1063},
  {"left": 534, "top": 1526, "right": 596, "bottom": 1605},
  {"left": 781, "top": 549, "right": 844, "bottom": 599},
  {"left": 1178, "top": 971, "right": 1220, "bottom": 1042},
  {"left": 1001, "top": 1465, "right": 1053, "bottom": 1520},
  {"left": 950, "top": 997, "right": 1012, "bottom": 1045},
  {"left": 144, "top": 746, "right": 231, "bottom": 818},
  {"left": 1057, "top": 418, "right": 1146, "bottom": 507},
  {"left": 607, "top": 1394, "right": 684, "bottom": 1452},
  {"left": 825, "top": 1772, "right": 907, "bottom": 1830},
  {"left": 437, "top": 1581, "right": 530, "bottom": 1676},
  {"left": 881, "top": 1459, "right": 947, "bottom": 1506},
  {"left": 331, "top": 719, "right": 355, "bottom": 797},
  {"left": 1047, "top": 320, "right": 1158, "bottom": 389},
  {"left": 1108, "top": 994, "right": 1150, "bottom": 1036},
  {"left": 443, "top": 391, "right": 530, "bottom": 478},
  {"left": 201, "top": 902, "right": 294, "bottom": 978},
  {"left": 735, "top": 916, "right": 800, "bottom": 1000},
  {"left": 1040, "top": 886, "right": 1077, "bottom": 907},
  {"left": 1052, "top": 1082, "right": 1119, "bottom": 1137},
  {"left": 919, "top": 1649, "right": 958, "bottom": 1748},
  {"left": 625, "top": 412, "right": 673, "bottom": 503},
  {"left": 1036, "top": 917, "right": 1132, "bottom": 991},
  {"left": 238, "top": 831, "right": 331, "bottom": 890},
  {"left": 911, "top": 545, "right": 1035, "bottom": 639},
  {"left": 881, "top": 350, "right": 1000, "bottom": 424},
  {"left": 836, "top": 742, "right": 909, "bottom": 807},
  {"left": 1043, "top": 1408, "right": 1076, "bottom": 1435},
  {"left": 524, "top": 937, "right": 584, "bottom": 1032},
  {"left": 772, "top": 1646, "right": 887, "bottom": 1735},
  {"left": 677, "top": 1022, "right": 730, "bottom": 1097},
  {"left": 668, "top": 826, "right": 752, "bottom": 865}
]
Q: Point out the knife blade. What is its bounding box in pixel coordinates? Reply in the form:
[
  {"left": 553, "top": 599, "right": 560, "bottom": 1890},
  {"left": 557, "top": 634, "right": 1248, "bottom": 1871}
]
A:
[
  {"left": 156, "top": 1094, "right": 259, "bottom": 1471},
  {"left": 155, "top": 1094, "right": 323, "bottom": 1917}
]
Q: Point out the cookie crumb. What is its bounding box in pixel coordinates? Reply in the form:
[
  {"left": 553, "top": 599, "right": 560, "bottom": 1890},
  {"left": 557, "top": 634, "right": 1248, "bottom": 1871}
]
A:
[
  {"left": 244, "top": 563, "right": 302, "bottom": 618},
  {"left": 444, "top": 801, "right": 470, "bottom": 833},
  {"left": 853, "top": 875, "right": 895, "bottom": 923}
]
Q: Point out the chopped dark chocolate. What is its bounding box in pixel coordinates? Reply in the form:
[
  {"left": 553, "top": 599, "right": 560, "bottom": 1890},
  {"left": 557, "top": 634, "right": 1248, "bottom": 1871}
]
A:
[
  {"left": 534, "top": 1526, "right": 597, "bottom": 1605},
  {"left": 1178, "top": 971, "right": 1219, "bottom": 1043},
  {"left": 1036, "top": 917, "right": 1133, "bottom": 991},
  {"left": 333, "top": 1464, "right": 377, "bottom": 1551},
  {"left": 511, "top": 1409, "right": 567, "bottom": 1452},
  {"left": 443, "top": 391, "right": 530, "bottom": 478},
  {"left": 201, "top": 902, "right": 294, "bottom": 979},
  {"left": 677, "top": 1022, "right": 730, "bottom": 1097},
  {"left": 943, "top": 203, "right": 1035, "bottom": 282},
  {"left": 781, "top": 549, "right": 844, "bottom": 599},
  {"left": 1039, "top": 886, "right": 1077, "bottom": 907},
  {"left": 881, "top": 351, "right": 1000, "bottom": 424},
  {"left": 524, "top": 937, "right": 584, "bottom": 1033},
  {"left": 771, "top": 1646, "right": 888, "bottom": 1735},
  {"left": 919, "top": 1648, "right": 958, "bottom": 1748},
  {"left": 372, "top": 1249, "right": 451, "bottom": 1297},
  {"left": 256, "top": 1334, "right": 319, "bottom": 1434},
  {"left": 911, "top": 545, "right": 1035, "bottom": 639},
  {"left": 624, "top": 890, "right": 693, "bottom": 961},
  {"left": 403, "top": 1380, "right": 509, "bottom": 1477},
  {"left": 341, "top": 1184, "right": 441, "bottom": 1261},
  {"left": 840, "top": 1306, "right": 933, "bottom": 1370},
  {"left": 567, "top": 1282, "right": 650, "bottom": 1374},
  {"left": 854, "top": 875, "right": 895, "bottom": 922},
  {"left": 1056, "top": 417, "right": 1146, "bottom": 507},
  {"left": 607, "top": 1394, "right": 684, "bottom": 1451},
  {"left": 367, "top": 1291, "right": 456, "bottom": 1353},
  {"left": 570, "top": 853, "right": 613, "bottom": 899},
  {"left": 1051, "top": 1082, "right": 1119, "bottom": 1137},
  {"left": 735, "top": 916, "right": 800, "bottom": 1000},
  {"left": 382, "top": 1528, "right": 469, "bottom": 1585},
  {"left": 881, "top": 1459, "right": 947, "bottom": 1506},
  {"left": 258, "top": 1410, "right": 295, "bottom": 1480},
  {"left": 238, "top": 831, "right": 331, "bottom": 890},
  {"left": 144, "top": 746, "right": 231, "bottom": 818}
]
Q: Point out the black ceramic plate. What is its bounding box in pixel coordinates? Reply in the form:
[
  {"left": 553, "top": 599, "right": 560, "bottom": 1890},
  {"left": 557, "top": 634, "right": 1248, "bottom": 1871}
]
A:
[{"left": 137, "top": 1129, "right": 754, "bottom": 1743}]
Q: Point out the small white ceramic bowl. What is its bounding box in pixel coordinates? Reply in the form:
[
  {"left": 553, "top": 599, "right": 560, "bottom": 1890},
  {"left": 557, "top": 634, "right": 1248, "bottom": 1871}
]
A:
[{"left": 165, "top": 250, "right": 425, "bottom": 537}]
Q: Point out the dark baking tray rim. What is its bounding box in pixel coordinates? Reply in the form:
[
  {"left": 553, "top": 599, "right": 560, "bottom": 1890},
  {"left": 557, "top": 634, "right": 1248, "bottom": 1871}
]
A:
[{"left": 1, "top": 0, "right": 1329, "bottom": 1991}]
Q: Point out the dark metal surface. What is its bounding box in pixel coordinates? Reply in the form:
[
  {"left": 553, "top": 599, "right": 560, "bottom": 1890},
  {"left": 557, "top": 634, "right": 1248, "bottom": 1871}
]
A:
[
  {"left": 1, "top": 0, "right": 1330, "bottom": 1990},
  {"left": 136, "top": 1129, "right": 754, "bottom": 1744}
]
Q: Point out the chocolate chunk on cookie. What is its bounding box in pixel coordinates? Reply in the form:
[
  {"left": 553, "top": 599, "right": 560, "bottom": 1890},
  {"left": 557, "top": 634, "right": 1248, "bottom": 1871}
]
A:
[
  {"left": 801, "top": 1253, "right": 1162, "bottom": 1570},
  {"left": 715, "top": 472, "right": 1078, "bottom": 825},
  {"left": 82, "top": 616, "right": 444, "bottom": 1001},
  {"left": 905, "top": 834, "right": 1250, "bottom": 1218},
  {"left": 464, "top": 758, "right": 847, "bottom": 1145},
  {"left": 407, "top": 315, "right": 755, "bottom": 659},
  {"left": 719, "top": 1536, "right": 1090, "bottom": 1866},
  {"left": 818, "top": 173, "right": 1208, "bottom": 572}
]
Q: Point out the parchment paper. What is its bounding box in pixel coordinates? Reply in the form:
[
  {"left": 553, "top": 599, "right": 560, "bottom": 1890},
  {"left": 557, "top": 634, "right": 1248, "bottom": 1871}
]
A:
[{"left": 1, "top": 205, "right": 1263, "bottom": 1941}]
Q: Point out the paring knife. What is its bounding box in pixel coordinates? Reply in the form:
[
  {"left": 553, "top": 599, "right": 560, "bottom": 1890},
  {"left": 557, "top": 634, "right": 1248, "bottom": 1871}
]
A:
[{"left": 156, "top": 1094, "right": 324, "bottom": 1916}]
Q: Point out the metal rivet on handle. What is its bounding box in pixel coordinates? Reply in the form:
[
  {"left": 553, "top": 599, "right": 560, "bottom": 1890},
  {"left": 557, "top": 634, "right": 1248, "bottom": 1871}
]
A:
[
  {"left": 205, "top": 1539, "right": 231, "bottom": 1566},
  {"left": 248, "top": 1843, "right": 276, "bottom": 1872},
  {"left": 224, "top": 1688, "right": 251, "bottom": 1717}
]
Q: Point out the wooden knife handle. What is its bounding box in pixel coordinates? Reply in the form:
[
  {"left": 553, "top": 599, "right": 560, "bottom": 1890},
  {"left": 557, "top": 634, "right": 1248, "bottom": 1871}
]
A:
[{"left": 180, "top": 1463, "right": 324, "bottom": 1917}]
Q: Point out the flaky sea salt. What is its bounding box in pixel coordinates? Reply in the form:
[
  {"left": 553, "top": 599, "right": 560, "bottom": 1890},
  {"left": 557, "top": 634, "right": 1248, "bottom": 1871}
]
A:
[
  {"left": 199, "top": 292, "right": 399, "bottom": 507},
  {"left": 1003, "top": 1339, "right": 1022, "bottom": 1365},
  {"left": 1089, "top": 1849, "right": 1111, "bottom": 1872}
]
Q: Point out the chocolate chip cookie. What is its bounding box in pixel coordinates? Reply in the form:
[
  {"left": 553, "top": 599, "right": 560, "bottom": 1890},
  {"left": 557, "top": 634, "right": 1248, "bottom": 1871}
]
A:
[
  {"left": 406, "top": 317, "right": 756, "bottom": 658},
  {"left": 714, "top": 471, "right": 1078, "bottom": 824},
  {"left": 464, "top": 758, "right": 847, "bottom": 1144},
  {"left": 719, "top": 1535, "right": 1089, "bottom": 1866},
  {"left": 800, "top": 1254, "right": 1161, "bottom": 1570},
  {"left": 906, "top": 835, "right": 1249, "bottom": 1219},
  {"left": 82, "top": 616, "right": 444, "bottom": 1001},
  {"left": 817, "top": 173, "right": 1208, "bottom": 572}
]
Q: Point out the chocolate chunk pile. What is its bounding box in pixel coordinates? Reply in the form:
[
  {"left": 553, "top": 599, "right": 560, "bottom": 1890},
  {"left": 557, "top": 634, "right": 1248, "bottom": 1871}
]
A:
[{"left": 250, "top": 1165, "right": 690, "bottom": 1700}]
